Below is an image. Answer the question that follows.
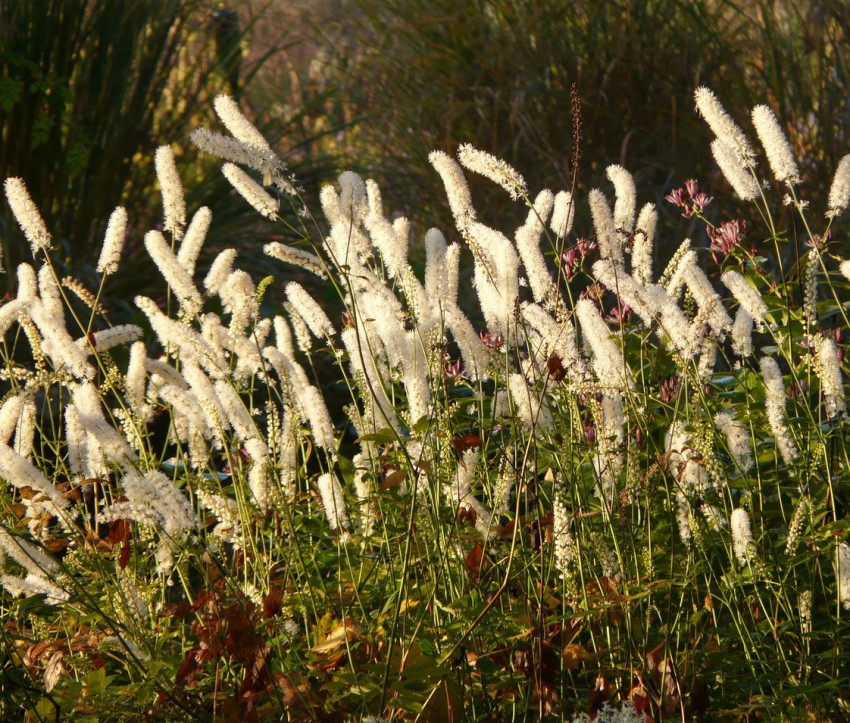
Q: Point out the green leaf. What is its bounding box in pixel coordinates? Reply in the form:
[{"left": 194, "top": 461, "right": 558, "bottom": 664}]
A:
[
  {"left": 357, "top": 427, "right": 398, "bottom": 444},
  {"left": 83, "top": 667, "right": 113, "bottom": 697},
  {"left": 0, "top": 76, "right": 23, "bottom": 112}
]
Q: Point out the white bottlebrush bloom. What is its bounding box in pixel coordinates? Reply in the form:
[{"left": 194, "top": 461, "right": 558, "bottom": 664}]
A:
[
  {"left": 676, "top": 491, "right": 692, "bottom": 545},
  {"left": 827, "top": 154, "right": 850, "bottom": 217},
  {"left": 104, "top": 470, "right": 199, "bottom": 537},
  {"left": 64, "top": 404, "right": 88, "bottom": 477},
  {"left": 144, "top": 230, "right": 203, "bottom": 314},
  {"left": 135, "top": 296, "right": 222, "bottom": 376},
  {"left": 552, "top": 492, "right": 573, "bottom": 577},
  {"left": 423, "top": 228, "right": 448, "bottom": 301},
  {"left": 711, "top": 139, "right": 760, "bottom": 201},
  {"left": 576, "top": 298, "right": 631, "bottom": 391},
  {"left": 592, "top": 259, "right": 656, "bottom": 327},
  {"left": 285, "top": 282, "right": 335, "bottom": 338},
  {"left": 588, "top": 188, "right": 622, "bottom": 263},
  {"left": 17, "top": 263, "right": 38, "bottom": 303},
  {"left": 731, "top": 307, "right": 754, "bottom": 357},
  {"left": 214, "top": 94, "right": 274, "bottom": 154},
  {"left": 317, "top": 472, "right": 349, "bottom": 532},
  {"left": 182, "top": 361, "right": 229, "bottom": 441},
  {"left": 1, "top": 573, "right": 68, "bottom": 605},
  {"left": 760, "top": 356, "right": 798, "bottom": 464},
  {"left": 814, "top": 335, "right": 847, "bottom": 418},
  {"left": 213, "top": 379, "right": 258, "bottom": 443},
  {"left": 714, "top": 411, "right": 753, "bottom": 473},
  {"left": 204, "top": 248, "right": 238, "bottom": 295},
  {"left": 457, "top": 143, "right": 527, "bottom": 200},
  {"left": 244, "top": 437, "right": 272, "bottom": 510},
  {"left": 218, "top": 269, "right": 258, "bottom": 333},
  {"left": 837, "top": 541, "right": 850, "bottom": 610},
  {"left": 0, "top": 394, "right": 26, "bottom": 445},
  {"left": 751, "top": 105, "right": 800, "bottom": 185},
  {"left": 73, "top": 382, "right": 138, "bottom": 467},
  {"left": 721, "top": 271, "right": 768, "bottom": 326},
  {"left": 222, "top": 163, "right": 278, "bottom": 218},
  {"left": 508, "top": 372, "right": 553, "bottom": 430},
  {"left": 13, "top": 396, "right": 35, "bottom": 459},
  {"left": 364, "top": 205, "right": 408, "bottom": 280},
  {"left": 365, "top": 178, "right": 384, "bottom": 217},
  {"left": 515, "top": 190, "right": 555, "bottom": 304},
  {"left": 0, "top": 528, "right": 60, "bottom": 577},
  {"left": 125, "top": 341, "right": 149, "bottom": 416},
  {"left": 521, "top": 302, "right": 587, "bottom": 380},
  {"left": 97, "top": 206, "right": 127, "bottom": 275},
  {"left": 338, "top": 171, "right": 368, "bottom": 218},
  {"left": 0, "top": 442, "right": 69, "bottom": 513},
  {"left": 176, "top": 207, "right": 212, "bottom": 277},
  {"left": 731, "top": 508, "right": 755, "bottom": 566},
  {"left": 37, "top": 265, "right": 63, "bottom": 319},
  {"left": 444, "top": 306, "right": 490, "bottom": 381},
  {"left": 341, "top": 327, "right": 397, "bottom": 431},
  {"left": 0, "top": 298, "right": 26, "bottom": 337},
  {"left": 469, "top": 222, "right": 520, "bottom": 338},
  {"left": 550, "top": 190, "right": 575, "bottom": 239},
  {"left": 840, "top": 259, "right": 850, "bottom": 285},
  {"left": 683, "top": 265, "right": 732, "bottom": 335},
  {"left": 665, "top": 420, "right": 709, "bottom": 493},
  {"left": 4, "top": 178, "right": 51, "bottom": 254},
  {"left": 606, "top": 164, "right": 636, "bottom": 237},
  {"left": 264, "top": 242, "right": 326, "bottom": 278},
  {"left": 632, "top": 203, "right": 657, "bottom": 286},
  {"left": 694, "top": 86, "right": 756, "bottom": 165},
  {"left": 273, "top": 315, "right": 297, "bottom": 360},
  {"left": 429, "top": 151, "right": 476, "bottom": 231},
  {"left": 190, "top": 128, "right": 282, "bottom": 178},
  {"left": 154, "top": 146, "right": 186, "bottom": 238},
  {"left": 77, "top": 324, "right": 143, "bottom": 355},
  {"left": 30, "top": 301, "right": 95, "bottom": 380},
  {"left": 301, "top": 385, "right": 336, "bottom": 452},
  {"left": 799, "top": 590, "right": 812, "bottom": 634}
]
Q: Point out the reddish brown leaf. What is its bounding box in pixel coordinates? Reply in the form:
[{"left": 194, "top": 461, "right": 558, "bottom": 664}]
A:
[
  {"left": 262, "top": 586, "right": 282, "bottom": 619},
  {"left": 107, "top": 519, "right": 130, "bottom": 546},
  {"left": 547, "top": 352, "right": 566, "bottom": 382},
  {"left": 159, "top": 602, "right": 194, "bottom": 618},
  {"left": 24, "top": 641, "right": 54, "bottom": 667},
  {"left": 627, "top": 681, "right": 651, "bottom": 715},
  {"left": 457, "top": 504, "right": 478, "bottom": 527},
  {"left": 452, "top": 433, "right": 482, "bottom": 454},
  {"left": 562, "top": 643, "right": 596, "bottom": 670},
  {"left": 43, "top": 650, "right": 66, "bottom": 693},
  {"left": 381, "top": 468, "right": 407, "bottom": 490},
  {"left": 465, "top": 542, "right": 485, "bottom": 578},
  {"left": 118, "top": 539, "right": 131, "bottom": 570},
  {"left": 176, "top": 646, "right": 201, "bottom": 688},
  {"left": 690, "top": 677, "right": 709, "bottom": 716},
  {"left": 43, "top": 538, "right": 68, "bottom": 554},
  {"left": 224, "top": 603, "right": 265, "bottom": 668}
]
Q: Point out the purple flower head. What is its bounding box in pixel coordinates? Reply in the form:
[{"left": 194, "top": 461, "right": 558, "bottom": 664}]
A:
[
  {"left": 666, "top": 179, "right": 713, "bottom": 218},
  {"left": 805, "top": 228, "right": 833, "bottom": 250},
  {"left": 605, "top": 303, "right": 633, "bottom": 325},
  {"left": 479, "top": 329, "right": 503, "bottom": 351},
  {"left": 444, "top": 356, "right": 464, "bottom": 381},
  {"left": 660, "top": 377, "right": 680, "bottom": 403},
  {"left": 709, "top": 219, "right": 748, "bottom": 263}
]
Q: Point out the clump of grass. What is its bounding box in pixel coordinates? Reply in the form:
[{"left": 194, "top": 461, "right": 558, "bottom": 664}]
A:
[{"left": 2, "top": 87, "right": 850, "bottom": 720}]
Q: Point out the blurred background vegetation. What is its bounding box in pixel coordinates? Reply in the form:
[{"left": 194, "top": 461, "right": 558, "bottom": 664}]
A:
[{"left": 2, "top": 0, "right": 850, "bottom": 300}]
